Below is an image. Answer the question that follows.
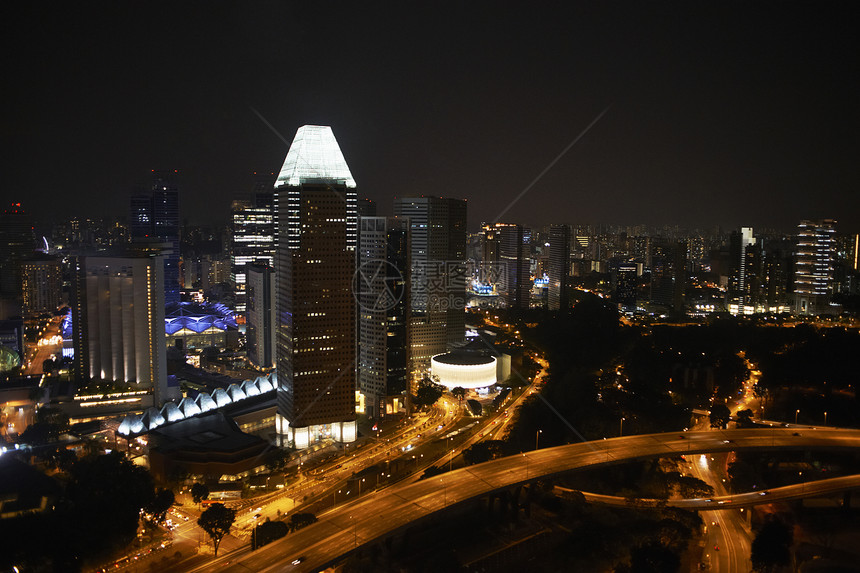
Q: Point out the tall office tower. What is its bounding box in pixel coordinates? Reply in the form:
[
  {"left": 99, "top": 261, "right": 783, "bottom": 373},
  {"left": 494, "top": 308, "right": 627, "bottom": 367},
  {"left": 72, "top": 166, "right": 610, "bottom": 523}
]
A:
[
  {"left": 479, "top": 224, "right": 501, "bottom": 285},
  {"left": 21, "top": 257, "right": 63, "bottom": 315},
  {"left": 649, "top": 238, "right": 687, "bottom": 312},
  {"left": 274, "top": 125, "right": 358, "bottom": 449},
  {"left": 0, "top": 203, "right": 34, "bottom": 301},
  {"left": 794, "top": 219, "right": 837, "bottom": 314},
  {"left": 230, "top": 193, "right": 276, "bottom": 312},
  {"left": 246, "top": 263, "right": 275, "bottom": 369},
  {"left": 762, "top": 239, "right": 792, "bottom": 311},
  {"left": 854, "top": 234, "right": 859, "bottom": 272},
  {"left": 613, "top": 262, "right": 639, "bottom": 310},
  {"left": 357, "top": 217, "right": 410, "bottom": 419},
  {"left": 71, "top": 255, "right": 168, "bottom": 405},
  {"left": 130, "top": 172, "right": 181, "bottom": 305},
  {"left": 548, "top": 224, "right": 571, "bottom": 311},
  {"left": 499, "top": 224, "right": 531, "bottom": 310},
  {"left": 393, "top": 196, "right": 467, "bottom": 372},
  {"left": 728, "top": 227, "right": 757, "bottom": 314}
]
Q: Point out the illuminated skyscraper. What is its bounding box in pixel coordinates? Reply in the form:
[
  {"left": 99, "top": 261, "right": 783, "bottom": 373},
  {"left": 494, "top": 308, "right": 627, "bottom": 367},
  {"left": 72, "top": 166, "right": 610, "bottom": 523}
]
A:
[
  {"left": 230, "top": 192, "right": 275, "bottom": 312},
  {"left": 499, "top": 224, "right": 531, "bottom": 310},
  {"left": 21, "top": 257, "right": 63, "bottom": 316},
  {"left": 393, "top": 196, "right": 467, "bottom": 372},
  {"left": 479, "top": 224, "right": 501, "bottom": 285},
  {"left": 357, "top": 217, "right": 410, "bottom": 419},
  {"left": 71, "top": 255, "right": 168, "bottom": 405},
  {"left": 794, "top": 219, "right": 837, "bottom": 314},
  {"left": 275, "top": 125, "right": 358, "bottom": 449}
]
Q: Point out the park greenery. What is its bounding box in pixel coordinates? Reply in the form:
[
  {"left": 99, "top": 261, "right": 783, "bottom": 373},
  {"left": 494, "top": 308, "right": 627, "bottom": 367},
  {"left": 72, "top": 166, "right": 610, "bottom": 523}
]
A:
[{"left": 0, "top": 450, "right": 165, "bottom": 572}]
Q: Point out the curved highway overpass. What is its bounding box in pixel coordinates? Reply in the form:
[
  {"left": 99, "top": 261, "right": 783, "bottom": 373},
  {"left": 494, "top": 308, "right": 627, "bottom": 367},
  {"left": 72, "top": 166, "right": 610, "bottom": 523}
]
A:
[
  {"left": 216, "top": 428, "right": 860, "bottom": 573},
  {"left": 568, "top": 473, "right": 860, "bottom": 510}
]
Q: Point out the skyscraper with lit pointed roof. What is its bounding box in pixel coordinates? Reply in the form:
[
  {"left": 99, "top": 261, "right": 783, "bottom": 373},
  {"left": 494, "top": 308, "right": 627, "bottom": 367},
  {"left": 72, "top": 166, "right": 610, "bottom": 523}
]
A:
[{"left": 274, "top": 126, "right": 358, "bottom": 449}]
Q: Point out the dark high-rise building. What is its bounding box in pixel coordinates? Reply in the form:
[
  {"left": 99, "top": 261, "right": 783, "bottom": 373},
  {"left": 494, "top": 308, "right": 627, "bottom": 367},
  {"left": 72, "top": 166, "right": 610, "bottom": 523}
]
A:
[
  {"left": 393, "top": 196, "right": 467, "bottom": 372},
  {"left": 246, "top": 263, "right": 275, "bottom": 369},
  {"left": 358, "top": 197, "right": 377, "bottom": 217},
  {"left": 548, "top": 224, "right": 571, "bottom": 311},
  {"left": 0, "top": 203, "right": 34, "bottom": 301},
  {"left": 357, "top": 217, "right": 410, "bottom": 419},
  {"left": 274, "top": 125, "right": 358, "bottom": 449},
  {"left": 613, "top": 262, "right": 638, "bottom": 310},
  {"left": 499, "top": 224, "right": 531, "bottom": 310},
  {"left": 230, "top": 193, "right": 276, "bottom": 312},
  {"left": 794, "top": 218, "right": 837, "bottom": 314},
  {"left": 130, "top": 171, "right": 180, "bottom": 305},
  {"left": 649, "top": 238, "right": 687, "bottom": 312}
]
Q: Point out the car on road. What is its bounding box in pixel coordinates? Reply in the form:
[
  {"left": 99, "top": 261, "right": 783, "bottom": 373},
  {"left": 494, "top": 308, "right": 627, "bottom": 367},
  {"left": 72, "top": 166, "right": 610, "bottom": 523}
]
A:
[
  {"left": 292, "top": 556, "right": 306, "bottom": 565},
  {"left": 759, "top": 491, "right": 768, "bottom": 496}
]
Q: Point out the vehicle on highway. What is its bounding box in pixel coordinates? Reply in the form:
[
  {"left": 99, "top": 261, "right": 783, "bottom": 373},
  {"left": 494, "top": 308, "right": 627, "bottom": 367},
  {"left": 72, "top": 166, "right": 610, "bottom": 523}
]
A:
[
  {"left": 759, "top": 491, "right": 768, "bottom": 496},
  {"left": 292, "top": 556, "right": 306, "bottom": 565}
]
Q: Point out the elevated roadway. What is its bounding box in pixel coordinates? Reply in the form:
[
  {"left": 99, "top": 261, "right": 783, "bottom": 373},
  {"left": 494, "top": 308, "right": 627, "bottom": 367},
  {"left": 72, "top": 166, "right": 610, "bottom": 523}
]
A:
[
  {"left": 215, "top": 427, "right": 860, "bottom": 573},
  {"left": 568, "top": 473, "right": 860, "bottom": 510}
]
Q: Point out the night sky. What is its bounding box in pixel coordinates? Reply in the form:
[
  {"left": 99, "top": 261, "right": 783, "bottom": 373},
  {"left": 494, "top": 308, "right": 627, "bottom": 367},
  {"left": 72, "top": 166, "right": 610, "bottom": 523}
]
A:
[{"left": 3, "top": 1, "right": 858, "bottom": 232}]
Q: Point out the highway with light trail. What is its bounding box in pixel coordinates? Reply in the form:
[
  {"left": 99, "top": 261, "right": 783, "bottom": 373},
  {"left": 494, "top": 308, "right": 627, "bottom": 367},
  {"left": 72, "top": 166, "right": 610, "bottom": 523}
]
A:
[{"left": 211, "top": 427, "right": 860, "bottom": 573}]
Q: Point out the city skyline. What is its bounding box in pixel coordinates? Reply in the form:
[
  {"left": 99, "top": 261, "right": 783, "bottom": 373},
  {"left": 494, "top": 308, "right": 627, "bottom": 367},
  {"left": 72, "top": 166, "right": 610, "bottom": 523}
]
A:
[
  {"left": 3, "top": 2, "right": 859, "bottom": 231},
  {"left": 4, "top": 4, "right": 860, "bottom": 572}
]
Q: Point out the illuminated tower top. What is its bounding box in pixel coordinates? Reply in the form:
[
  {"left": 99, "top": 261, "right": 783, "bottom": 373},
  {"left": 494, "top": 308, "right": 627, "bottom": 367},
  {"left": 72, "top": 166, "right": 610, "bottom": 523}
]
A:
[{"left": 275, "top": 125, "right": 356, "bottom": 188}]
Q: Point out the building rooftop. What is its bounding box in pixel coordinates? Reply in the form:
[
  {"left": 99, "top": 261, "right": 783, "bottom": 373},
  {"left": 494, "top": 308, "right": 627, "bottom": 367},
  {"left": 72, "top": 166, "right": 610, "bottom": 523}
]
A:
[
  {"left": 275, "top": 125, "right": 356, "bottom": 189},
  {"left": 431, "top": 351, "right": 496, "bottom": 366}
]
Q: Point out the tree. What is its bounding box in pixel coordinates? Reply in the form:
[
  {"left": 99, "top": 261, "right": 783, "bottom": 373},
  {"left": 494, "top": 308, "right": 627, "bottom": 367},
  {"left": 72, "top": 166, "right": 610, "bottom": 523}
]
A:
[
  {"left": 674, "top": 476, "right": 714, "bottom": 499},
  {"left": 736, "top": 408, "right": 754, "bottom": 427},
  {"left": 628, "top": 542, "right": 681, "bottom": 573},
  {"left": 287, "top": 512, "right": 317, "bottom": 533},
  {"left": 451, "top": 386, "right": 466, "bottom": 403},
  {"left": 19, "top": 406, "right": 70, "bottom": 445},
  {"left": 191, "top": 482, "right": 209, "bottom": 504},
  {"left": 197, "top": 503, "right": 236, "bottom": 556},
  {"left": 751, "top": 519, "right": 793, "bottom": 572},
  {"left": 463, "top": 440, "right": 506, "bottom": 465},
  {"left": 727, "top": 459, "right": 759, "bottom": 493},
  {"left": 63, "top": 451, "right": 156, "bottom": 561},
  {"left": 264, "top": 447, "right": 291, "bottom": 473},
  {"left": 709, "top": 404, "right": 731, "bottom": 429},
  {"left": 253, "top": 520, "right": 288, "bottom": 549},
  {"left": 414, "top": 376, "right": 445, "bottom": 409},
  {"left": 145, "top": 488, "right": 175, "bottom": 525}
]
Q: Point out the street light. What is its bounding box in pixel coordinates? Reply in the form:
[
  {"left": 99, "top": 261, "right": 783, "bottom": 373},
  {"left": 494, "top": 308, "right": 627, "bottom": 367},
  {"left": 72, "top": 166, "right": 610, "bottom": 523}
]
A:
[
  {"left": 620, "top": 417, "right": 625, "bottom": 437},
  {"left": 535, "top": 429, "right": 542, "bottom": 451},
  {"left": 795, "top": 409, "right": 800, "bottom": 424},
  {"left": 824, "top": 411, "right": 828, "bottom": 426}
]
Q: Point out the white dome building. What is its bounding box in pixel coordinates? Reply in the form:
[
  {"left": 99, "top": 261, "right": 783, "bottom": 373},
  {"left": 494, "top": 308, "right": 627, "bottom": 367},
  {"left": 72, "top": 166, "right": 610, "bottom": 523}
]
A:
[{"left": 430, "top": 352, "right": 497, "bottom": 390}]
